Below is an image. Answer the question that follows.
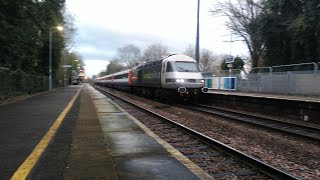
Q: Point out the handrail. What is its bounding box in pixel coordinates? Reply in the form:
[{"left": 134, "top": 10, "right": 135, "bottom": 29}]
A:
[{"left": 272, "top": 62, "right": 318, "bottom": 73}]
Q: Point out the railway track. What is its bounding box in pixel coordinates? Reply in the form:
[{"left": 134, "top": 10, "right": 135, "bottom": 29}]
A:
[
  {"left": 181, "top": 104, "right": 320, "bottom": 143},
  {"left": 95, "top": 86, "right": 299, "bottom": 179}
]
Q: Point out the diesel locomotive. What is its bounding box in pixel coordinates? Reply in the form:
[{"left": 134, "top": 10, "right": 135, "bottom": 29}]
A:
[{"left": 94, "top": 54, "right": 208, "bottom": 101}]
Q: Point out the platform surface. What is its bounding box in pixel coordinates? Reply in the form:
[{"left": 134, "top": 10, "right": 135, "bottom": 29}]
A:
[
  {"left": 0, "top": 84, "right": 213, "bottom": 179},
  {"left": 86, "top": 85, "right": 213, "bottom": 179},
  {"left": 0, "top": 86, "right": 81, "bottom": 179},
  {"left": 208, "top": 89, "right": 320, "bottom": 103}
]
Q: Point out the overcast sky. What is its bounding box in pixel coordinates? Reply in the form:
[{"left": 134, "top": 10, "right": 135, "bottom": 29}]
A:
[{"left": 66, "top": 0, "right": 248, "bottom": 77}]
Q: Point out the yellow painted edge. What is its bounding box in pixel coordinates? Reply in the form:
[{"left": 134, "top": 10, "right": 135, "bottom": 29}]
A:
[
  {"left": 88, "top": 86, "right": 214, "bottom": 180},
  {"left": 10, "top": 88, "right": 82, "bottom": 180}
]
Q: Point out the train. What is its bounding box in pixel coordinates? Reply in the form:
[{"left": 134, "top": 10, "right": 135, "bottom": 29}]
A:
[{"left": 93, "top": 54, "right": 208, "bottom": 102}]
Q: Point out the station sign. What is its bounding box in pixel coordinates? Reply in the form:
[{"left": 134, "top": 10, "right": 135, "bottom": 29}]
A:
[{"left": 226, "top": 55, "right": 234, "bottom": 64}]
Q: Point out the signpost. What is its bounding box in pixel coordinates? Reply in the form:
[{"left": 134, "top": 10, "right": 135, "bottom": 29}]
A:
[
  {"left": 226, "top": 57, "right": 234, "bottom": 91},
  {"left": 62, "top": 65, "right": 72, "bottom": 87},
  {"left": 226, "top": 55, "right": 234, "bottom": 64}
]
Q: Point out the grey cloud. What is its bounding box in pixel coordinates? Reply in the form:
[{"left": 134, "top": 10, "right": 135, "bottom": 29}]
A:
[{"left": 74, "top": 25, "right": 167, "bottom": 60}]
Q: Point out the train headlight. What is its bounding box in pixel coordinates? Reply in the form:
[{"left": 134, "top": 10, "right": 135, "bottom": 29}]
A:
[
  {"left": 176, "top": 79, "right": 185, "bottom": 83},
  {"left": 165, "top": 78, "right": 185, "bottom": 83}
]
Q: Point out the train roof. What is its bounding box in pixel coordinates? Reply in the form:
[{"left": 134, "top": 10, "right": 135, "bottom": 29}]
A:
[
  {"left": 111, "top": 69, "right": 130, "bottom": 76},
  {"left": 163, "top": 54, "right": 197, "bottom": 63},
  {"left": 135, "top": 60, "right": 162, "bottom": 69},
  {"left": 95, "top": 69, "right": 130, "bottom": 80},
  {"left": 134, "top": 54, "right": 196, "bottom": 69}
]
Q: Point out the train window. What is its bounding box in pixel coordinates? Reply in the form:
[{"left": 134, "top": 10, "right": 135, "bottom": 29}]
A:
[
  {"left": 162, "top": 64, "right": 165, "bottom": 73},
  {"left": 175, "top": 62, "right": 199, "bottom": 72},
  {"left": 138, "top": 69, "right": 142, "bottom": 82},
  {"left": 114, "top": 73, "right": 128, "bottom": 79},
  {"left": 166, "top": 62, "right": 173, "bottom": 72}
]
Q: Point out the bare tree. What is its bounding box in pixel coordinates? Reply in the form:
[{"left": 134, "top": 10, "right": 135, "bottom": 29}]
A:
[
  {"left": 106, "top": 58, "right": 125, "bottom": 75},
  {"left": 210, "top": 0, "right": 264, "bottom": 67},
  {"left": 117, "top": 44, "right": 141, "bottom": 67},
  {"left": 62, "top": 8, "right": 77, "bottom": 51},
  {"left": 183, "top": 46, "right": 220, "bottom": 72},
  {"left": 214, "top": 54, "right": 229, "bottom": 75},
  {"left": 183, "top": 44, "right": 195, "bottom": 59},
  {"left": 142, "top": 43, "right": 169, "bottom": 62},
  {"left": 200, "top": 48, "right": 216, "bottom": 71}
]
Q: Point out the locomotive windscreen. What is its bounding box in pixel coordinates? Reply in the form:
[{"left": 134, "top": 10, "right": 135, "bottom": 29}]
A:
[{"left": 174, "top": 62, "right": 199, "bottom": 72}]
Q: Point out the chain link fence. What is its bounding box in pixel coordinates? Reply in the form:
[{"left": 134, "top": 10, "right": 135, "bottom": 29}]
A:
[
  {"left": 204, "top": 62, "right": 320, "bottom": 96},
  {"left": 0, "top": 67, "right": 49, "bottom": 100}
]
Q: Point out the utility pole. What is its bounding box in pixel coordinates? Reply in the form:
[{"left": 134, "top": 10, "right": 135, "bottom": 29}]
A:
[
  {"left": 195, "top": 0, "right": 200, "bottom": 63},
  {"left": 48, "top": 26, "right": 63, "bottom": 90},
  {"left": 225, "top": 33, "right": 234, "bottom": 91}
]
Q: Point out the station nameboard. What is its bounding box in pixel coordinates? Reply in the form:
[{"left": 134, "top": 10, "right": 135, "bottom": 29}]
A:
[{"left": 226, "top": 55, "right": 234, "bottom": 64}]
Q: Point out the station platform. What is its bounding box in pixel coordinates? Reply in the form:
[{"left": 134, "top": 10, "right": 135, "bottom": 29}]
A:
[
  {"left": 0, "top": 84, "right": 212, "bottom": 179},
  {"left": 203, "top": 89, "right": 320, "bottom": 124},
  {"left": 207, "top": 89, "right": 320, "bottom": 103}
]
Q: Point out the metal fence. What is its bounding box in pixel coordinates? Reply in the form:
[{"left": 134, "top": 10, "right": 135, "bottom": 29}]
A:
[
  {"left": 0, "top": 67, "right": 49, "bottom": 100},
  {"left": 204, "top": 62, "right": 320, "bottom": 96},
  {"left": 235, "top": 70, "right": 320, "bottom": 96}
]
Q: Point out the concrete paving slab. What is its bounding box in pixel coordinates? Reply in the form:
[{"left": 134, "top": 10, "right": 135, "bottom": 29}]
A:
[
  {"left": 99, "top": 114, "right": 141, "bottom": 132},
  {"left": 92, "top": 99, "right": 112, "bottom": 105},
  {"left": 115, "top": 155, "right": 200, "bottom": 180},
  {"left": 105, "top": 131, "right": 167, "bottom": 156},
  {"left": 94, "top": 103, "right": 122, "bottom": 113},
  {"left": 90, "top": 93, "right": 107, "bottom": 100}
]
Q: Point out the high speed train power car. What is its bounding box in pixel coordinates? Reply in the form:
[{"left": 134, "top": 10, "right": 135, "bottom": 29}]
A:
[{"left": 94, "top": 54, "right": 208, "bottom": 102}]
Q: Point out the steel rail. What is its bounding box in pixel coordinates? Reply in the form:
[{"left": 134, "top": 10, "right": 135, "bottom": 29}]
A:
[
  {"left": 94, "top": 85, "right": 299, "bottom": 180},
  {"left": 183, "top": 104, "right": 320, "bottom": 143}
]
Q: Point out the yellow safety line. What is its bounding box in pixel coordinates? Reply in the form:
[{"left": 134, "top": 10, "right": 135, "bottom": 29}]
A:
[{"left": 10, "top": 88, "right": 81, "bottom": 180}]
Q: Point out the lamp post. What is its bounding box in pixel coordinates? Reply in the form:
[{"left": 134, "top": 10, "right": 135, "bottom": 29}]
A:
[
  {"left": 48, "top": 26, "right": 63, "bottom": 91},
  {"left": 195, "top": 0, "right": 200, "bottom": 63}
]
